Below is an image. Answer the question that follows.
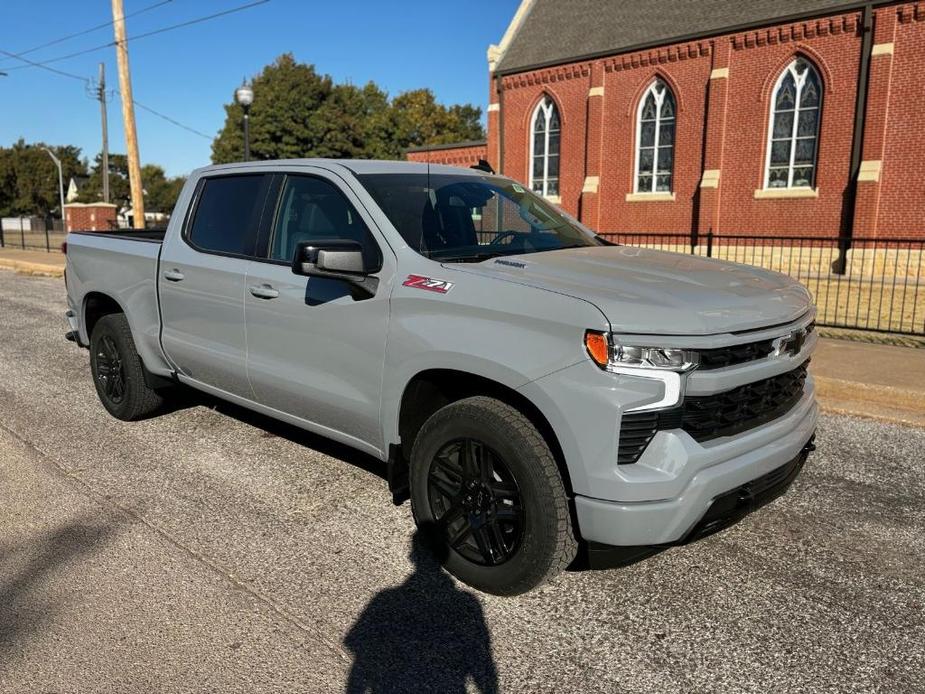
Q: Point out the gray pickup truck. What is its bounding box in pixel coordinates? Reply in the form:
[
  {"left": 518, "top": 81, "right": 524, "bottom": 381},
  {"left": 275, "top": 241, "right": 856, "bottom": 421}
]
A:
[{"left": 64, "top": 159, "right": 817, "bottom": 595}]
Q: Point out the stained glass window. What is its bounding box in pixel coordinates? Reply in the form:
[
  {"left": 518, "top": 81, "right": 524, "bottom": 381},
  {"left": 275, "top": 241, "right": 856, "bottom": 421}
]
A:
[
  {"left": 765, "top": 59, "right": 822, "bottom": 189},
  {"left": 635, "top": 80, "right": 676, "bottom": 193},
  {"left": 529, "top": 96, "right": 561, "bottom": 197}
]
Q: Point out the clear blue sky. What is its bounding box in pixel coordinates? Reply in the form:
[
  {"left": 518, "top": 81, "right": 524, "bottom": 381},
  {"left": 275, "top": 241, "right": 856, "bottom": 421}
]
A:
[{"left": 0, "top": 0, "right": 518, "bottom": 177}]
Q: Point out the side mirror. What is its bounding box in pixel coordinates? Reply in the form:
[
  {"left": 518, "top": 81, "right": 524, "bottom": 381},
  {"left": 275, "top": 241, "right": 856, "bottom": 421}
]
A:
[{"left": 291, "top": 239, "right": 379, "bottom": 295}]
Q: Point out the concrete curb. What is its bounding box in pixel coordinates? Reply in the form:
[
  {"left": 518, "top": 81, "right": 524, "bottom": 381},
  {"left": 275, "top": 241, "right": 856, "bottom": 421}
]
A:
[
  {"left": 818, "top": 327, "right": 925, "bottom": 349},
  {"left": 815, "top": 375, "right": 925, "bottom": 428},
  {"left": 0, "top": 259, "right": 64, "bottom": 278}
]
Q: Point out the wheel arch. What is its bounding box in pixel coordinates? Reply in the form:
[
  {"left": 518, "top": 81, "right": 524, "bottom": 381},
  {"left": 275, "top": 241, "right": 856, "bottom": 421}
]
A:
[
  {"left": 82, "top": 291, "right": 127, "bottom": 343},
  {"left": 395, "top": 368, "right": 574, "bottom": 495}
]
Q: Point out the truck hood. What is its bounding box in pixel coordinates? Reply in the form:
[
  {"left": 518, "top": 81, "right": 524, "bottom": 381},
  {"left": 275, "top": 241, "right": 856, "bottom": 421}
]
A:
[{"left": 451, "top": 246, "right": 811, "bottom": 335}]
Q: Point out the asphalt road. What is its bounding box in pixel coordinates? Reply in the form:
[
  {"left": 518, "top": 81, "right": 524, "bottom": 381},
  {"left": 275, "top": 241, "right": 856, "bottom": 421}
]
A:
[{"left": 0, "top": 269, "right": 923, "bottom": 693}]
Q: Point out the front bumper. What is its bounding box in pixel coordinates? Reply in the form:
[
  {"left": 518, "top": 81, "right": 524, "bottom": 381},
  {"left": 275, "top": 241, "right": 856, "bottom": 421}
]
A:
[
  {"left": 584, "top": 435, "right": 815, "bottom": 568},
  {"left": 573, "top": 390, "right": 818, "bottom": 547}
]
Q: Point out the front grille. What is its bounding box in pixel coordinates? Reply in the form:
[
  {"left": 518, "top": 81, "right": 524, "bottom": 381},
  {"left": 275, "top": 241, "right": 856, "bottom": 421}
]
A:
[
  {"left": 617, "top": 361, "right": 809, "bottom": 464},
  {"left": 698, "top": 340, "right": 775, "bottom": 369},
  {"left": 697, "top": 321, "right": 814, "bottom": 370}
]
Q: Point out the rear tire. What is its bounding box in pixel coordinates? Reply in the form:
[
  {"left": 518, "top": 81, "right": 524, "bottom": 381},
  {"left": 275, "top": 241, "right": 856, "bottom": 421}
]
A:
[
  {"left": 410, "top": 396, "right": 577, "bottom": 596},
  {"left": 89, "top": 313, "right": 165, "bottom": 421}
]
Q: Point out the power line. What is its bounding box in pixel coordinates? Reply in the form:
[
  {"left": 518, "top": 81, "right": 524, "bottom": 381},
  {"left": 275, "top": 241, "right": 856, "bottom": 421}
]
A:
[
  {"left": 0, "top": 48, "right": 88, "bottom": 82},
  {"left": 4, "top": 0, "right": 271, "bottom": 72},
  {"left": 0, "top": 49, "right": 213, "bottom": 141},
  {"left": 0, "top": 0, "right": 174, "bottom": 67},
  {"left": 129, "top": 96, "right": 213, "bottom": 140}
]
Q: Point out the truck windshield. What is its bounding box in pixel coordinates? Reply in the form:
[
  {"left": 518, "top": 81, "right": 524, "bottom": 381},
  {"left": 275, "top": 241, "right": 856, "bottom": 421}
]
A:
[{"left": 356, "top": 173, "right": 604, "bottom": 262}]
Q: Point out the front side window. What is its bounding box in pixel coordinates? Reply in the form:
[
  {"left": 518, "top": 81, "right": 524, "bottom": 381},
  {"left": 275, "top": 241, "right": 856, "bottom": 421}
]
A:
[
  {"left": 635, "top": 80, "right": 676, "bottom": 193},
  {"left": 357, "top": 173, "right": 603, "bottom": 263},
  {"left": 765, "top": 58, "right": 822, "bottom": 189},
  {"left": 529, "top": 96, "right": 560, "bottom": 197},
  {"left": 188, "top": 175, "right": 265, "bottom": 255},
  {"left": 269, "top": 175, "right": 376, "bottom": 263}
]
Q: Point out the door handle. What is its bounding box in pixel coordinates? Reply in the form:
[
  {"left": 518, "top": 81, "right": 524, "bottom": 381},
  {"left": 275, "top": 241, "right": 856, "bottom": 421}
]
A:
[
  {"left": 163, "top": 269, "right": 185, "bottom": 282},
  {"left": 249, "top": 284, "right": 280, "bottom": 300}
]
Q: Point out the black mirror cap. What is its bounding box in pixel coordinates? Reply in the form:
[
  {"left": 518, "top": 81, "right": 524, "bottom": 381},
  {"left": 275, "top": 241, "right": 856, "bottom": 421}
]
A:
[{"left": 290, "top": 238, "right": 381, "bottom": 277}]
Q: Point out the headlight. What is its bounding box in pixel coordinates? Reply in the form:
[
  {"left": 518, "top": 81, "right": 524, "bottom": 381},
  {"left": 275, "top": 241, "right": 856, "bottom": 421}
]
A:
[
  {"left": 584, "top": 331, "right": 698, "bottom": 412},
  {"left": 585, "top": 331, "right": 699, "bottom": 372}
]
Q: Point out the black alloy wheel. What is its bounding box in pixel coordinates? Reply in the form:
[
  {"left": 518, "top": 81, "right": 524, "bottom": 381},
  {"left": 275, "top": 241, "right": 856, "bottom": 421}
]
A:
[
  {"left": 95, "top": 335, "right": 126, "bottom": 405},
  {"left": 428, "top": 438, "right": 524, "bottom": 566},
  {"left": 89, "top": 313, "right": 167, "bottom": 421},
  {"left": 410, "top": 396, "right": 577, "bottom": 595}
]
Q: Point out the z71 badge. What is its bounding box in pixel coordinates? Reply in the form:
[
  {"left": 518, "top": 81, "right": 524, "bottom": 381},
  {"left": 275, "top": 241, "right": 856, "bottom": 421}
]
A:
[{"left": 402, "top": 274, "right": 454, "bottom": 294}]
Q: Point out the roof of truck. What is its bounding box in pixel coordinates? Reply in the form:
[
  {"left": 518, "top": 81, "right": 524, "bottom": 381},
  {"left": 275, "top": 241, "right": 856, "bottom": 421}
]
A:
[{"left": 192, "top": 159, "right": 487, "bottom": 178}]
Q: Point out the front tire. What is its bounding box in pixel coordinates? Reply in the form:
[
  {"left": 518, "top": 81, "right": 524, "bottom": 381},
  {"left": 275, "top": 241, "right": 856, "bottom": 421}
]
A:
[
  {"left": 410, "top": 396, "right": 577, "bottom": 596},
  {"left": 89, "top": 313, "right": 165, "bottom": 421}
]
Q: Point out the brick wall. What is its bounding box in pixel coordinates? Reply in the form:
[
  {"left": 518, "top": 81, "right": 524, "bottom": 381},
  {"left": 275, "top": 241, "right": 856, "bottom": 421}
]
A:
[
  {"left": 490, "top": 1, "right": 925, "bottom": 239},
  {"left": 876, "top": 5, "right": 925, "bottom": 235},
  {"left": 406, "top": 142, "right": 488, "bottom": 168},
  {"left": 64, "top": 203, "right": 117, "bottom": 232}
]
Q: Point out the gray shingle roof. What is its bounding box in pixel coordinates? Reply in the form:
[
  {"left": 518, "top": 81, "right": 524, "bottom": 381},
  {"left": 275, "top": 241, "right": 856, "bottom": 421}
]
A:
[{"left": 496, "top": 0, "right": 881, "bottom": 73}]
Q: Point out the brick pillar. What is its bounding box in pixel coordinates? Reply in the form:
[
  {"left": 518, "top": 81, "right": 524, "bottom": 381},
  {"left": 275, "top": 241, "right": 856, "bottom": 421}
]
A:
[
  {"left": 486, "top": 72, "right": 502, "bottom": 174},
  {"left": 579, "top": 62, "right": 605, "bottom": 230},
  {"left": 64, "top": 203, "right": 118, "bottom": 232},
  {"left": 853, "top": 8, "right": 898, "bottom": 236},
  {"left": 697, "top": 39, "right": 731, "bottom": 235}
]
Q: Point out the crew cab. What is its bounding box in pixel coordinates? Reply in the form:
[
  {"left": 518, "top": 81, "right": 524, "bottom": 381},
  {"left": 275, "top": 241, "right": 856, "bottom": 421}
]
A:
[{"left": 64, "top": 160, "right": 817, "bottom": 595}]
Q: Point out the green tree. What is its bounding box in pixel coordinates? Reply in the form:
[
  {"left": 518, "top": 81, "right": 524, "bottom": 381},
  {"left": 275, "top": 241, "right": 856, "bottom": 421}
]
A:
[
  {"left": 211, "top": 53, "right": 485, "bottom": 163},
  {"left": 141, "top": 164, "right": 186, "bottom": 214},
  {"left": 0, "top": 139, "right": 86, "bottom": 217},
  {"left": 84, "top": 153, "right": 131, "bottom": 209},
  {"left": 82, "top": 156, "right": 186, "bottom": 214}
]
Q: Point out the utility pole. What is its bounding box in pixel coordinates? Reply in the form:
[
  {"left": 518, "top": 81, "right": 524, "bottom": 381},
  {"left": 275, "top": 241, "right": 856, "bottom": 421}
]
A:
[
  {"left": 97, "top": 62, "right": 110, "bottom": 204},
  {"left": 111, "top": 0, "right": 144, "bottom": 228}
]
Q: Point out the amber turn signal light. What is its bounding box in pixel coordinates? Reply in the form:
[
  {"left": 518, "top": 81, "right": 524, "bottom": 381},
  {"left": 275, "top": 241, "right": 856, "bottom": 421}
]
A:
[{"left": 584, "top": 330, "right": 609, "bottom": 367}]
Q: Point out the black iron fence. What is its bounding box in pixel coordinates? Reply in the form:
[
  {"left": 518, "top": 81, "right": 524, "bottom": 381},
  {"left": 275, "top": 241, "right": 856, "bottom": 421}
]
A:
[
  {"left": 601, "top": 232, "right": 925, "bottom": 336},
  {"left": 0, "top": 220, "right": 67, "bottom": 253}
]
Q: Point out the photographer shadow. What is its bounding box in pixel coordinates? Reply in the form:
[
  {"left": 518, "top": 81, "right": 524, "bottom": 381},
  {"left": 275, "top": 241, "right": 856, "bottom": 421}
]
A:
[{"left": 344, "top": 523, "right": 498, "bottom": 694}]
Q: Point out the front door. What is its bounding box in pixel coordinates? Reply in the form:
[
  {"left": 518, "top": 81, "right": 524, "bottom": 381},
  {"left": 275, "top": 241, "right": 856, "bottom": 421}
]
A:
[{"left": 244, "top": 172, "right": 393, "bottom": 452}]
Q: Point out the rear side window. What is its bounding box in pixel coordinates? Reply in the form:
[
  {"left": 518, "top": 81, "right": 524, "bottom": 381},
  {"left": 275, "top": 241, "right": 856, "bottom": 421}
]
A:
[{"left": 188, "top": 175, "right": 265, "bottom": 255}]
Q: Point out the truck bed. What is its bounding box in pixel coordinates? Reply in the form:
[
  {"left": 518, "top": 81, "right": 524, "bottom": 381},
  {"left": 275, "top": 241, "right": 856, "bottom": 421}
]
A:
[{"left": 65, "top": 228, "right": 167, "bottom": 374}]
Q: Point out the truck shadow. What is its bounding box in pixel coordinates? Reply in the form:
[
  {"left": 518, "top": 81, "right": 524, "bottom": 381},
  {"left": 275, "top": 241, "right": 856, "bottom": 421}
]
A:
[
  {"left": 160, "top": 390, "right": 665, "bottom": 576},
  {"left": 343, "top": 522, "right": 499, "bottom": 694},
  {"left": 0, "top": 518, "right": 118, "bottom": 660},
  {"left": 160, "top": 388, "right": 388, "bottom": 482}
]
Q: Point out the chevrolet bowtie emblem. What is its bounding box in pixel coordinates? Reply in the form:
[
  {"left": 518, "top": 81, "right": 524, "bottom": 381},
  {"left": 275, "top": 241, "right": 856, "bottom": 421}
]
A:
[{"left": 772, "top": 328, "right": 807, "bottom": 358}]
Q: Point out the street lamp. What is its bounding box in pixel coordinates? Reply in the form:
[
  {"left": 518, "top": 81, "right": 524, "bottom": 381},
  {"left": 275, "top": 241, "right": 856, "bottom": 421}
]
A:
[
  {"left": 41, "top": 147, "right": 67, "bottom": 234},
  {"left": 234, "top": 80, "right": 254, "bottom": 161}
]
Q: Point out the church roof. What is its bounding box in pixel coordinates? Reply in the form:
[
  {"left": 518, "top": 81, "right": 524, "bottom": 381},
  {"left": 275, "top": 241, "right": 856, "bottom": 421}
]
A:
[{"left": 496, "top": 0, "right": 886, "bottom": 73}]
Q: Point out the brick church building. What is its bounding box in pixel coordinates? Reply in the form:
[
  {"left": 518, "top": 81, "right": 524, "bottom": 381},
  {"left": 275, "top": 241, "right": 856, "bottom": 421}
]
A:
[{"left": 407, "top": 0, "right": 925, "bottom": 238}]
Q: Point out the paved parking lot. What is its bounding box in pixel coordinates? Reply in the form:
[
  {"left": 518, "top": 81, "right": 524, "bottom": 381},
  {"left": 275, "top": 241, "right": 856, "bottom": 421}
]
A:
[{"left": 1, "top": 269, "right": 923, "bottom": 693}]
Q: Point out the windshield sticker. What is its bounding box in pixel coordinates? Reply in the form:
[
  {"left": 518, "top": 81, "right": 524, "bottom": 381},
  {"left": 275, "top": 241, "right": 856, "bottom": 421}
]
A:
[
  {"left": 403, "top": 274, "right": 454, "bottom": 294},
  {"left": 512, "top": 183, "right": 524, "bottom": 193}
]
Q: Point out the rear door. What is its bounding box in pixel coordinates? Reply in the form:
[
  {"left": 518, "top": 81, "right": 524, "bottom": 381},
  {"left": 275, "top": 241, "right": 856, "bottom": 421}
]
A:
[
  {"left": 243, "top": 170, "right": 394, "bottom": 451},
  {"left": 159, "top": 173, "right": 274, "bottom": 397}
]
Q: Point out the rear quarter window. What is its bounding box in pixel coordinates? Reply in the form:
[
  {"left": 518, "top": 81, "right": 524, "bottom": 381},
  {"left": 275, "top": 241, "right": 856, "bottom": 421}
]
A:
[{"left": 187, "top": 175, "right": 265, "bottom": 256}]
